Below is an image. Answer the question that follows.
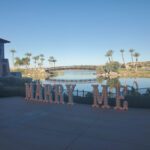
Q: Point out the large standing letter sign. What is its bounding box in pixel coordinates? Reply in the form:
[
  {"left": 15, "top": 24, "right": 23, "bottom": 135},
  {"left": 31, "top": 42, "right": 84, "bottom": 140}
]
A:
[
  {"left": 35, "top": 81, "right": 43, "bottom": 102},
  {"left": 114, "top": 83, "right": 124, "bottom": 110},
  {"left": 25, "top": 82, "right": 128, "bottom": 111},
  {"left": 101, "top": 85, "right": 110, "bottom": 109},
  {"left": 54, "top": 84, "right": 64, "bottom": 104},
  {"left": 44, "top": 84, "right": 53, "bottom": 103},
  {"left": 92, "top": 85, "right": 101, "bottom": 108},
  {"left": 25, "top": 82, "right": 34, "bottom": 101},
  {"left": 66, "top": 84, "right": 76, "bottom": 105},
  {"left": 122, "top": 85, "right": 128, "bottom": 110},
  {"left": 92, "top": 85, "right": 110, "bottom": 109}
]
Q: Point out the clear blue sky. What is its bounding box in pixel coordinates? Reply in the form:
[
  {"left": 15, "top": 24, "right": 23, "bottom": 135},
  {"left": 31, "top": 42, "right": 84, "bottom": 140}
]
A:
[{"left": 1, "top": 0, "right": 150, "bottom": 67}]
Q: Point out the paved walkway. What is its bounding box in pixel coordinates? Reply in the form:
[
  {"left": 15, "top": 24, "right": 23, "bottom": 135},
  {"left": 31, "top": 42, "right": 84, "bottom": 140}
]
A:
[{"left": 0, "top": 97, "right": 150, "bottom": 150}]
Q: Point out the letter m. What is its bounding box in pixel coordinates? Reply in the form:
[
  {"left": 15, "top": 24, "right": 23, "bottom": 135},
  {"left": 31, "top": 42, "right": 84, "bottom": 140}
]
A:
[{"left": 25, "top": 83, "right": 34, "bottom": 100}]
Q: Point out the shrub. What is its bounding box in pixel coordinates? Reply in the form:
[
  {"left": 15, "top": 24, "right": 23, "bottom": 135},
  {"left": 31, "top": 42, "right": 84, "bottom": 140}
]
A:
[
  {"left": 0, "top": 76, "right": 32, "bottom": 97},
  {"left": 105, "top": 61, "right": 120, "bottom": 72}
]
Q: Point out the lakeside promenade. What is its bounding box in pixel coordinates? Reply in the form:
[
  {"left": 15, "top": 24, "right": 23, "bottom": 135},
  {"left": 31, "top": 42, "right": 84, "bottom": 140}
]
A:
[{"left": 0, "top": 97, "right": 150, "bottom": 150}]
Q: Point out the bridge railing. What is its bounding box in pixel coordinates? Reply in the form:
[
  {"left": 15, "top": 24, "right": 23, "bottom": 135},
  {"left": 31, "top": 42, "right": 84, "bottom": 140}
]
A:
[
  {"left": 46, "top": 78, "right": 97, "bottom": 84},
  {"left": 63, "top": 87, "right": 150, "bottom": 98},
  {"left": 45, "top": 65, "right": 97, "bottom": 70}
]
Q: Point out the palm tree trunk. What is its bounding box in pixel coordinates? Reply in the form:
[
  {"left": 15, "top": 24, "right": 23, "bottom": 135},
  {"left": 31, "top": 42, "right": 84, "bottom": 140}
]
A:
[
  {"left": 121, "top": 53, "right": 126, "bottom": 68},
  {"left": 135, "top": 58, "right": 138, "bottom": 71},
  {"left": 54, "top": 62, "right": 55, "bottom": 68},
  {"left": 12, "top": 53, "right": 14, "bottom": 69},
  {"left": 108, "top": 57, "right": 111, "bottom": 63},
  {"left": 131, "top": 53, "right": 134, "bottom": 66},
  {"left": 111, "top": 56, "right": 113, "bottom": 62}
]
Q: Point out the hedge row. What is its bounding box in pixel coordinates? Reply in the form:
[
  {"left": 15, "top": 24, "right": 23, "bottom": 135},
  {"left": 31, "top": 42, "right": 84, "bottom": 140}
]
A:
[{"left": 0, "top": 76, "right": 32, "bottom": 97}]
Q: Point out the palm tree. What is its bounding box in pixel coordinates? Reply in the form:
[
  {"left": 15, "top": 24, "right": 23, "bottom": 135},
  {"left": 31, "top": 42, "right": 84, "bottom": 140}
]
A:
[
  {"left": 10, "top": 49, "right": 16, "bottom": 68},
  {"left": 39, "top": 54, "right": 44, "bottom": 58},
  {"left": 129, "top": 48, "right": 134, "bottom": 66},
  {"left": 53, "top": 59, "right": 57, "bottom": 68},
  {"left": 25, "top": 53, "right": 32, "bottom": 68},
  {"left": 48, "top": 56, "right": 54, "bottom": 68},
  {"left": 39, "top": 54, "right": 44, "bottom": 68},
  {"left": 105, "top": 51, "right": 111, "bottom": 63},
  {"left": 40, "top": 57, "right": 45, "bottom": 68},
  {"left": 48, "top": 57, "right": 51, "bottom": 66},
  {"left": 120, "top": 49, "right": 126, "bottom": 68},
  {"left": 133, "top": 52, "right": 140, "bottom": 71},
  {"left": 33, "top": 56, "right": 36, "bottom": 68},
  {"left": 109, "top": 50, "right": 113, "bottom": 61},
  {"left": 33, "top": 56, "right": 39, "bottom": 68},
  {"left": 35, "top": 56, "right": 40, "bottom": 68},
  {"left": 14, "top": 57, "right": 21, "bottom": 69},
  {"left": 105, "top": 50, "right": 113, "bottom": 62},
  {"left": 22, "top": 57, "right": 30, "bottom": 69}
]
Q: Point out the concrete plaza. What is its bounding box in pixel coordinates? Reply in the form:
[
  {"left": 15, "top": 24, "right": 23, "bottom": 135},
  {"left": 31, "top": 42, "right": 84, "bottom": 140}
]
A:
[{"left": 0, "top": 97, "right": 150, "bottom": 150}]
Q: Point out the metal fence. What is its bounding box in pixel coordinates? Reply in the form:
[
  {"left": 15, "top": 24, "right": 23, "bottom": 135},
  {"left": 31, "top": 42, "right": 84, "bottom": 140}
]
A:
[{"left": 63, "top": 87, "right": 150, "bottom": 98}]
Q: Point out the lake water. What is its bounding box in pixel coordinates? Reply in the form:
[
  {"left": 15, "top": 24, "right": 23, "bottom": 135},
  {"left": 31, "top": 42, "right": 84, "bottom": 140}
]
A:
[{"left": 43, "top": 70, "right": 150, "bottom": 91}]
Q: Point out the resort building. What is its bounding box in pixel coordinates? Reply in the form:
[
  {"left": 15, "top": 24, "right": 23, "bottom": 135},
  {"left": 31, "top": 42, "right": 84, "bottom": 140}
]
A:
[{"left": 0, "top": 38, "right": 10, "bottom": 77}]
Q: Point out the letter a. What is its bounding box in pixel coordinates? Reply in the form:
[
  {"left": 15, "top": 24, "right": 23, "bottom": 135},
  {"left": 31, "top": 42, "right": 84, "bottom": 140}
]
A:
[{"left": 35, "top": 81, "right": 43, "bottom": 102}]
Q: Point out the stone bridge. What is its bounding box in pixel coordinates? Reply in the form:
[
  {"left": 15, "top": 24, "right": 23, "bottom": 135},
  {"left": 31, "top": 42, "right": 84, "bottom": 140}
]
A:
[{"left": 45, "top": 65, "right": 97, "bottom": 72}]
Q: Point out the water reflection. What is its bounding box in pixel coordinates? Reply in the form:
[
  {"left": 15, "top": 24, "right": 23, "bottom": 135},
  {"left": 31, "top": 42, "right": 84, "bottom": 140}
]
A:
[
  {"left": 44, "top": 70, "right": 150, "bottom": 91},
  {"left": 106, "top": 78, "right": 120, "bottom": 89}
]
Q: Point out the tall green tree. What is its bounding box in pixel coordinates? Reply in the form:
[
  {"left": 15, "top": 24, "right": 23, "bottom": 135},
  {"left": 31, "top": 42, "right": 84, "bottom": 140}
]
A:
[
  {"left": 36, "top": 56, "right": 40, "bottom": 68},
  {"left": 129, "top": 48, "right": 134, "bottom": 66},
  {"left": 25, "top": 53, "right": 32, "bottom": 67},
  {"left": 105, "top": 61, "right": 120, "bottom": 73},
  {"left": 105, "top": 51, "right": 111, "bottom": 63},
  {"left": 120, "top": 49, "right": 126, "bottom": 68},
  {"left": 48, "top": 56, "right": 54, "bottom": 67},
  {"left": 109, "top": 49, "right": 113, "bottom": 61},
  {"left": 105, "top": 50, "right": 113, "bottom": 62},
  {"left": 53, "top": 59, "right": 57, "bottom": 68},
  {"left": 10, "top": 49, "right": 16, "bottom": 68},
  {"left": 22, "top": 57, "right": 30, "bottom": 69},
  {"left": 33, "top": 56, "right": 39, "bottom": 68},
  {"left": 14, "top": 57, "right": 21, "bottom": 68},
  {"left": 133, "top": 52, "right": 140, "bottom": 71},
  {"left": 48, "top": 57, "right": 51, "bottom": 67},
  {"left": 39, "top": 54, "right": 44, "bottom": 68},
  {"left": 39, "top": 54, "right": 44, "bottom": 58},
  {"left": 40, "top": 57, "right": 45, "bottom": 68}
]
